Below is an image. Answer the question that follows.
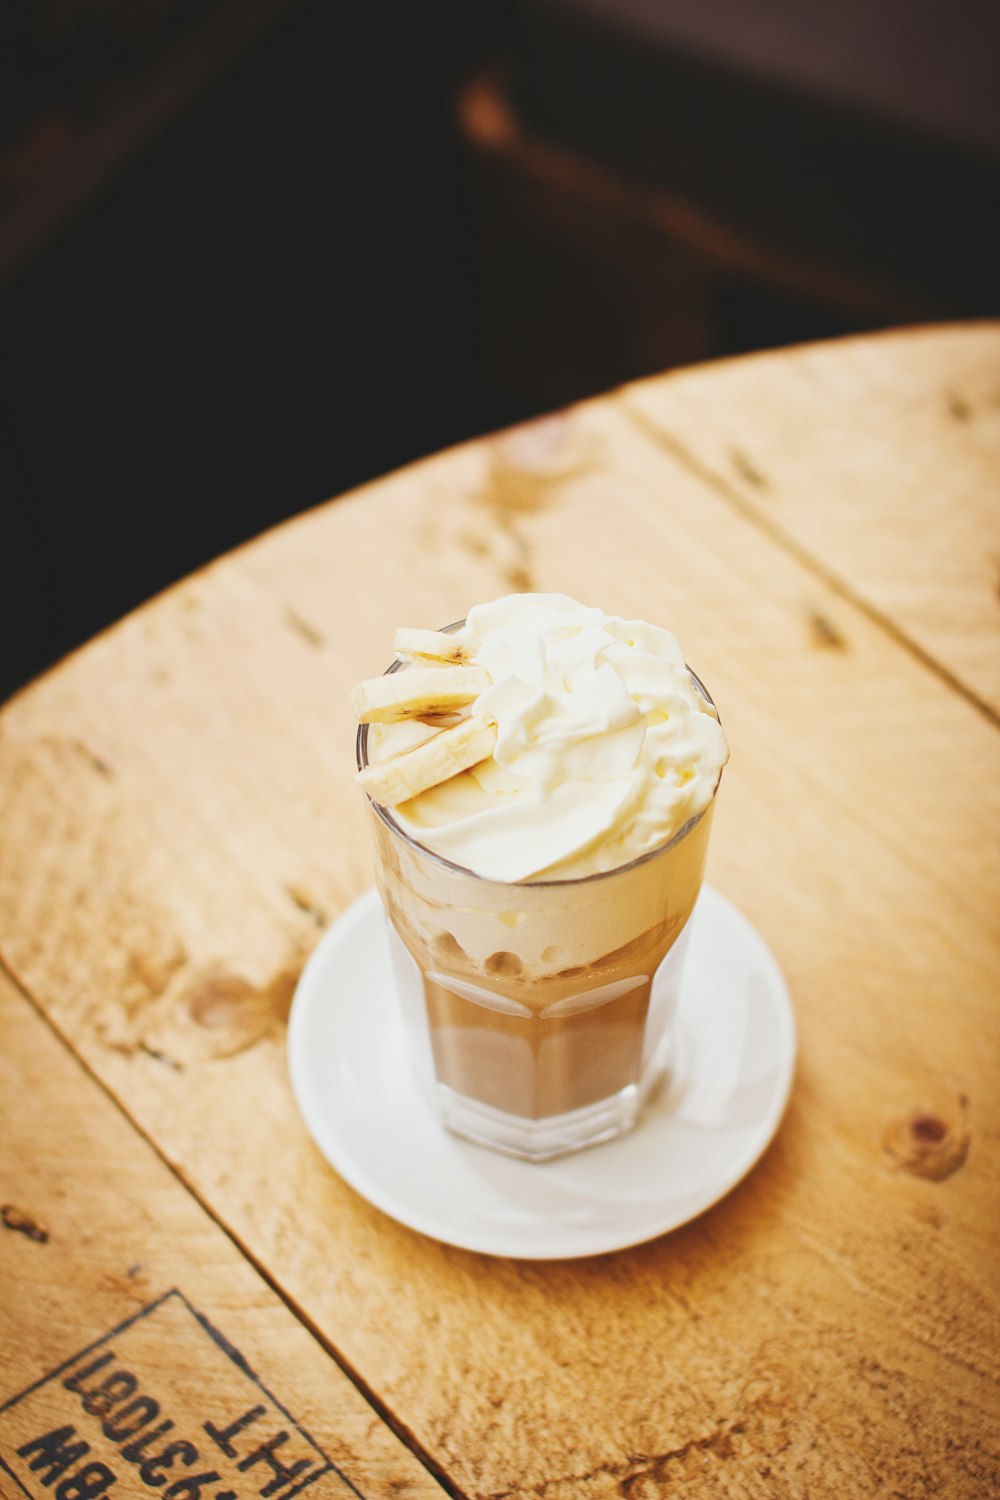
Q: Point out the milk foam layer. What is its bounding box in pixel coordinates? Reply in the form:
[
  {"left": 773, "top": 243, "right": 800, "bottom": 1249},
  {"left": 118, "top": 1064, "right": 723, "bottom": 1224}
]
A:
[{"left": 368, "top": 593, "right": 729, "bottom": 882}]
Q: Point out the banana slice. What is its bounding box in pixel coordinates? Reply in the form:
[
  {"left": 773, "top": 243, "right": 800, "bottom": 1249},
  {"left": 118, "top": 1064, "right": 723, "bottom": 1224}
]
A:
[
  {"left": 351, "top": 665, "right": 490, "bottom": 723},
  {"left": 358, "top": 716, "right": 497, "bottom": 805},
  {"left": 393, "top": 627, "right": 472, "bottom": 664}
]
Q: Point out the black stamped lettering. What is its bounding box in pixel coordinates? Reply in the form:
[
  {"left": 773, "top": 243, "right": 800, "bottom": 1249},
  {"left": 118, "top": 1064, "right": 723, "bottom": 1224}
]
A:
[
  {"left": 54, "top": 1462, "right": 117, "bottom": 1500},
  {"left": 119, "top": 1419, "right": 175, "bottom": 1467},
  {"left": 162, "top": 1470, "right": 221, "bottom": 1499},
  {"left": 237, "top": 1432, "right": 313, "bottom": 1497},
  {"left": 139, "top": 1439, "right": 198, "bottom": 1487},
  {"left": 0, "top": 1291, "right": 346, "bottom": 1500},
  {"left": 204, "top": 1406, "right": 266, "bottom": 1458},
  {"left": 63, "top": 1356, "right": 116, "bottom": 1395},
  {"left": 102, "top": 1397, "right": 161, "bottom": 1444},
  {"left": 82, "top": 1373, "right": 138, "bottom": 1419},
  {"left": 16, "top": 1427, "right": 90, "bottom": 1486}
]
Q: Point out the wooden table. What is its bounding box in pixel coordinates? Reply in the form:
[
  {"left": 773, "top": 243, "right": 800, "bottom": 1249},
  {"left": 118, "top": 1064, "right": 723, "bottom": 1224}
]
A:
[{"left": 2, "top": 324, "right": 998, "bottom": 1500}]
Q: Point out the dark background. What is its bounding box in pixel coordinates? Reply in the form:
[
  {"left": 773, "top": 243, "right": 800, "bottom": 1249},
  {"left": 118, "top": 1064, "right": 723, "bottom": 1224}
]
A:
[
  {"left": 2, "top": 0, "right": 997, "bottom": 701},
  {"left": 0, "top": 0, "right": 512, "bottom": 700}
]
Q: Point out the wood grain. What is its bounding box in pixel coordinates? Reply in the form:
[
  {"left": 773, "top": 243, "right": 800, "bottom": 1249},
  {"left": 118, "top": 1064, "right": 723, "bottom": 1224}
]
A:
[
  {"left": 621, "top": 322, "right": 1000, "bottom": 716},
  {"left": 0, "top": 966, "right": 445, "bottom": 1500},
  {"left": 1, "top": 327, "right": 998, "bottom": 1498}
]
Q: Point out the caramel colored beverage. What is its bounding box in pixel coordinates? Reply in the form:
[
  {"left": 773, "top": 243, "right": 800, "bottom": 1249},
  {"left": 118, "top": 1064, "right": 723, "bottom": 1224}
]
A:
[
  {"left": 352, "top": 594, "right": 728, "bottom": 1161},
  {"left": 363, "top": 788, "right": 715, "bottom": 1158}
]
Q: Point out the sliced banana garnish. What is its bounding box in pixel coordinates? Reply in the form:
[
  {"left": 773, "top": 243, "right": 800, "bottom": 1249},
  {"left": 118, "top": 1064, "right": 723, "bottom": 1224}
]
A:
[
  {"left": 393, "top": 627, "right": 472, "bottom": 664},
  {"left": 357, "top": 716, "right": 497, "bottom": 806},
  {"left": 351, "top": 665, "right": 490, "bottom": 723}
]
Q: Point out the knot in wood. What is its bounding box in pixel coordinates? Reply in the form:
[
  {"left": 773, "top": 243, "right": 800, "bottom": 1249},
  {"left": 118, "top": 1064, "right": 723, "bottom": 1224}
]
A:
[
  {"left": 1, "top": 1204, "right": 49, "bottom": 1242},
  {"left": 188, "top": 972, "right": 258, "bottom": 1030},
  {"left": 883, "top": 1102, "right": 970, "bottom": 1181}
]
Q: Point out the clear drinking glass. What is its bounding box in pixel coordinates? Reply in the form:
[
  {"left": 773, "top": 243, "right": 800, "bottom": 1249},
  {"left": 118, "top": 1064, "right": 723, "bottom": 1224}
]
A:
[{"left": 358, "top": 650, "right": 721, "bottom": 1162}]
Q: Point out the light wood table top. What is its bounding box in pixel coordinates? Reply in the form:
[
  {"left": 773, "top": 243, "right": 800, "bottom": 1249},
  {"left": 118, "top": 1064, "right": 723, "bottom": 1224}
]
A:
[{"left": 2, "top": 323, "right": 998, "bottom": 1500}]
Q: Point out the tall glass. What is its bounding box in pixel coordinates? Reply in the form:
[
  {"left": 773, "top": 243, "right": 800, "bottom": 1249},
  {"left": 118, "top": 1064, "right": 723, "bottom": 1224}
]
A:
[{"left": 358, "top": 664, "right": 721, "bottom": 1162}]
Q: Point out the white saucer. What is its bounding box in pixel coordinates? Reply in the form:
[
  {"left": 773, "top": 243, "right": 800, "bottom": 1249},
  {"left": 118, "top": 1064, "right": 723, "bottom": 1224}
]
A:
[{"left": 288, "top": 887, "right": 795, "bottom": 1259}]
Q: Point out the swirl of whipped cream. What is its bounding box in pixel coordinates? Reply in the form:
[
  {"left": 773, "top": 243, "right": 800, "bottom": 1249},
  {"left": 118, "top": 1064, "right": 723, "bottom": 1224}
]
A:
[{"left": 369, "top": 593, "right": 729, "bottom": 882}]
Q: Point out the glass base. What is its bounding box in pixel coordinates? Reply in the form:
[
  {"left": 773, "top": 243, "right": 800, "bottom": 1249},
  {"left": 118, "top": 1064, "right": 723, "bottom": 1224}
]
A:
[{"left": 433, "top": 1069, "right": 668, "bottom": 1162}]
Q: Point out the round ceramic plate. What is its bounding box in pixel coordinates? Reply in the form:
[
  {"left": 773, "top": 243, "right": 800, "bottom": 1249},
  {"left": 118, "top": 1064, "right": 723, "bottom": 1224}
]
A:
[{"left": 287, "top": 887, "right": 795, "bottom": 1259}]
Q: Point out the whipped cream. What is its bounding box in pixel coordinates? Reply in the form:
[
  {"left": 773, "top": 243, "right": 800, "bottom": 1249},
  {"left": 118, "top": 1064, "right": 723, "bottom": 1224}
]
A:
[{"left": 367, "top": 593, "right": 729, "bottom": 882}]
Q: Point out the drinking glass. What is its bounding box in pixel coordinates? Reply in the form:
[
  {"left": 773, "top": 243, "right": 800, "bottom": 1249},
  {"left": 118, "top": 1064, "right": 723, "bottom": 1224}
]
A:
[{"left": 358, "top": 654, "right": 721, "bottom": 1161}]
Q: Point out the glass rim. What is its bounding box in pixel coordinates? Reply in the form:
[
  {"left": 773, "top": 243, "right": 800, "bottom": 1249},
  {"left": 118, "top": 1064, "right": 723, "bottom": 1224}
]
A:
[{"left": 356, "top": 620, "right": 722, "bottom": 889}]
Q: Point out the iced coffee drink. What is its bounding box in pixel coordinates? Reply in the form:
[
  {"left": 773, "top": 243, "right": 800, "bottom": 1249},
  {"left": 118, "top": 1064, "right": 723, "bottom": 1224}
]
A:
[{"left": 352, "top": 594, "right": 728, "bottom": 1160}]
